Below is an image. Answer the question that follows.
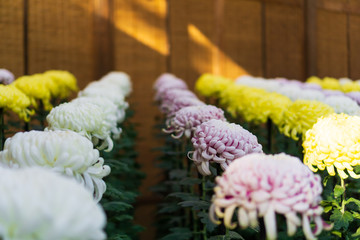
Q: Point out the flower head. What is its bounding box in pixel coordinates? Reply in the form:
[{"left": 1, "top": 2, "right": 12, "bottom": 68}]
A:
[
  {"left": 162, "top": 97, "right": 205, "bottom": 117},
  {"left": 78, "top": 81, "right": 129, "bottom": 110},
  {"left": 277, "top": 100, "right": 334, "bottom": 140},
  {"left": 210, "top": 153, "right": 331, "bottom": 240},
  {"left": 0, "top": 69, "right": 15, "bottom": 85},
  {"left": 0, "top": 167, "right": 106, "bottom": 240},
  {"left": 72, "top": 97, "right": 123, "bottom": 138},
  {"left": 195, "top": 74, "right": 232, "bottom": 98},
  {"left": 347, "top": 91, "right": 360, "bottom": 105},
  {"left": 0, "top": 85, "right": 34, "bottom": 121},
  {"left": 46, "top": 101, "right": 114, "bottom": 151},
  {"left": 154, "top": 80, "right": 188, "bottom": 102},
  {"left": 153, "top": 73, "right": 184, "bottom": 90},
  {"left": 163, "top": 105, "right": 226, "bottom": 139},
  {"left": 99, "top": 71, "right": 132, "bottom": 97},
  {"left": 0, "top": 130, "right": 110, "bottom": 201},
  {"left": 323, "top": 95, "right": 360, "bottom": 116},
  {"left": 44, "top": 70, "right": 78, "bottom": 98},
  {"left": 303, "top": 113, "right": 360, "bottom": 179},
  {"left": 12, "top": 75, "right": 53, "bottom": 110},
  {"left": 188, "top": 119, "right": 262, "bottom": 175}
]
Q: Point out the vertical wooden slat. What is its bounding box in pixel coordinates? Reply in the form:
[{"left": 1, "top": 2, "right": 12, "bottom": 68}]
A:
[
  {"left": 0, "top": 0, "right": 25, "bottom": 77},
  {"left": 348, "top": 0, "right": 360, "bottom": 79},
  {"left": 220, "top": 0, "right": 262, "bottom": 78},
  {"left": 317, "top": 8, "right": 348, "bottom": 78},
  {"left": 265, "top": 2, "right": 305, "bottom": 80},
  {"left": 93, "top": 0, "right": 114, "bottom": 80},
  {"left": 112, "top": 1, "right": 168, "bottom": 239},
  {"left": 305, "top": 0, "right": 318, "bottom": 77},
  {"left": 27, "top": 0, "right": 94, "bottom": 88}
]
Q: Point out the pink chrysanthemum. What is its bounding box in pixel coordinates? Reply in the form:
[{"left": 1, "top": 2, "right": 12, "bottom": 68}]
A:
[
  {"left": 154, "top": 77, "right": 188, "bottom": 101},
  {"left": 209, "top": 153, "right": 331, "bottom": 240},
  {"left": 154, "top": 73, "right": 178, "bottom": 90},
  {"left": 158, "top": 89, "right": 197, "bottom": 108},
  {"left": 163, "top": 105, "right": 226, "bottom": 139},
  {"left": 188, "top": 119, "right": 262, "bottom": 175},
  {"left": 162, "top": 97, "right": 205, "bottom": 117}
]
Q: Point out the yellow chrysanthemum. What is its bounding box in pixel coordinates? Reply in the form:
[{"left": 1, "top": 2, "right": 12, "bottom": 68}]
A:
[
  {"left": 306, "top": 76, "right": 322, "bottom": 86},
  {"left": 12, "top": 75, "right": 53, "bottom": 111},
  {"left": 0, "top": 85, "right": 34, "bottom": 121},
  {"left": 277, "top": 100, "right": 334, "bottom": 141},
  {"left": 321, "top": 77, "right": 341, "bottom": 90},
  {"left": 303, "top": 113, "right": 360, "bottom": 179},
  {"left": 341, "top": 81, "right": 360, "bottom": 93},
  {"left": 44, "top": 70, "right": 78, "bottom": 98},
  {"left": 219, "top": 84, "right": 245, "bottom": 118},
  {"left": 195, "top": 74, "right": 233, "bottom": 98}
]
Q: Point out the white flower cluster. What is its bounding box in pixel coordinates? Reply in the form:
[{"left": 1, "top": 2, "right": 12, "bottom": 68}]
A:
[
  {"left": 235, "top": 75, "right": 360, "bottom": 116},
  {"left": 0, "top": 71, "right": 133, "bottom": 240}
]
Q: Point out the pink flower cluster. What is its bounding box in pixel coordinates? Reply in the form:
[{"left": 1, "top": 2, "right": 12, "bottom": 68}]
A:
[
  {"left": 210, "top": 153, "right": 331, "bottom": 240},
  {"left": 163, "top": 105, "right": 226, "bottom": 139},
  {"left": 154, "top": 73, "right": 205, "bottom": 117},
  {"left": 0, "top": 69, "right": 14, "bottom": 85},
  {"left": 188, "top": 119, "right": 262, "bottom": 175}
]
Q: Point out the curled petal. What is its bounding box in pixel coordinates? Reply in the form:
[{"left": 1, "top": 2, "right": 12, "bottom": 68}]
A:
[{"left": 224, "top": 204, "right": 237, "bottom": 229}]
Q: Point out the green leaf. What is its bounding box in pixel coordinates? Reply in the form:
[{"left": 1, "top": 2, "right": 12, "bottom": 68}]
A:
[
  {"left": 168, "top": 192, "right": 199, "bottom": 201},
  {"left": 352, "top": 227, "right": 360, "bottom": 237},
  {"left": 169, "top": 169, "right": 187, "bottom": 179},
  {"left": 179, "top": 177, "right": 202, "bottom": 186},
  {"left": 179, "top": 200, "right": 210, "bottom": 210},
  {"left": 158, "top": 204, "right": 181, "bottom": 214},
  {"left": 324, "top": 206, "right": 332, "bottom": 213},
  {"left": 160, "top": 227, "right": 192, "bottom": 240},
  {"left": 323, "top": 175, "right": 331, "bottom": 187},
  {"left": 330, "top": 209, "right": 353, "bottom": 230},
  {"left": 227, "top": 231, "right": 245, "bottom": 240},
  {"left": 334, "top": 185, "right": 345, "bottom": 198},
  {"left": 102, "top": 201, "right": 133, "bottom": 212},
  {"left": 197, "top": 211, "right": 217, "bottom": 232},
  {"left": 346, "top": 197, "right": 360, "bottom": 210}
]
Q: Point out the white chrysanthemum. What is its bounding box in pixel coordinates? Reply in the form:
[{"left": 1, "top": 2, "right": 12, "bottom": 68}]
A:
[
  {"left": 72, "top": 97, "right": 123, "bottom": 139},
  {"left": 46, "top": 102, "right": 113, "bottom": 151},
  {"left": 339, "top": 77, "right": 352, "bottom": 85},
  {"left": 99, "top": 71, "right": 132, "bottom": 97},
  {"left": 79, "top": 81, "right": 129, "bottom": 111},
  {"left": 0, "top": 167, "right": 106, "bottom": 240},
  {"left": 277, "top": 85, "right": 325, "bottom": 102},
  {"left": 235, "top": 76, "right": 281, "bottom": 92},
  {"left": 323, "top": 95, "right": 360, "bottom": 116},
  {"left": 0, "top": 130, "right": 110, "bottom": 201}
]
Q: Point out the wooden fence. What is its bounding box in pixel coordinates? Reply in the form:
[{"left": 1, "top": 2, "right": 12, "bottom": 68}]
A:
[{"left": 1, "top": 0, "right": 360, "bottom": 239}]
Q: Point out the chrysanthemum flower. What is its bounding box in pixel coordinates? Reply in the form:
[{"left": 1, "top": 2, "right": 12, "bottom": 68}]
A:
[
  {"left": 163, "top": 105, "right": 226, "bottom": 139},
  {"left": 154, "top": 80, "right": 188, "bottom": 102},
  {"left": 303, "top": 113, "right": 360, "bottom": 179},
  {"left": 154, "top": 73, "right": 179, "bottom": 89},
  {"left": 0, "top": 167, "right": 106, "bottom": 240},
  {"left": 188, "top": 119, "right": 262, "bottom": 175},
  {"left": 46, "top": 102, "right": 114, "bottom": 152},
  {"left": 78, "top": 82, "right": 129, "bottom": 111},
  {"left": 277, "top": 85, "right": 325, "bottom": 102},
  {"left": 72, "top": 97, "right": 123, "bottom": 139},
  {"left": 44, "top": 70, "right": 78, "bottom": 98},
  {"left": 323, "top": 95, "right": 360, "bottom": 116},
  {"left": 195, "top": 74, "right": 232, "bottom": 98},
  {"left": 209, "top": 153, "right": 331, "bottom": 240},
  {"left": 0, "top": 85, "right": 34, "bottom": 121},
  {"left": 162, "top": 97, "right": 205, "bottom": 117},
  {"left": 347, "top": 91, "right": 360, "bottom": 105},
  {"left": 0, "top": 130, "right": 110, "bottom": 201},
  {"left": 236, "top": 76, "right": 281, "bottom": 93},
  {"left": 156, "top": 88, "right": 196, "bottom": 105},
  {"left": 277, "top": 100, "right": 334, "bottom": 140},
  {"left": 0, "top": 69, "right": 14, "bottom": 85},
  {"left": 322, "top": 89, "right": 344, "bottom": 97},
  {"left": 99, "top": 71, "right": 132, "bottom": 97},
  {"left": 12, "top": 75, "right": 53, "bottom": 110}
]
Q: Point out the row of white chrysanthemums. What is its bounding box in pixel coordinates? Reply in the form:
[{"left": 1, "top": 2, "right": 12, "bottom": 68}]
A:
[
  {"left": 236, "top": 76, "right": 360, "bottom": 115},
  {"left": 0, "top": 72, "right": 131, "bottom": 240}
]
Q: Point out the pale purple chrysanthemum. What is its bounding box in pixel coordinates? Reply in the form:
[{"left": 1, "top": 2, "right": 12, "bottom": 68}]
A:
[
  {"left": 322, "top": 89, "right": 344, "bottom": 97},
  {"left": 347, "top": 91, "right": 360, "bottom": 105},
  {"left": 162, "top": 97, "right": 205, "bottom": 117},
  {"left": 154, "top": 73, "right": 178, "bottom": 90},
  {"left": 163, "top": 105, "right": 226, "bottom": 139},
  {"left": 209, "top": 153, "right": 332, "bottom": 240},
  {"left": 158, "top": 89, "right": 197, "bottom": 107},
  {"left": 188, "top": 119, "right": 262, "bottom": 175},
  {"left": 0, "top": 69, "right": 15, "bottom": 85},
  {"left": 155, "top": 80, "right": 188, "bottom": 101}
]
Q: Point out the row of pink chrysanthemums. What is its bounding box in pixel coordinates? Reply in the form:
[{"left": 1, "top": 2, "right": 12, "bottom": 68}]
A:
[
  {"left": 154, "top": 73, "right": 332, "bottom": 240},
  {"left": 0, "top": 71, "right": 131, "bottom": 240}
]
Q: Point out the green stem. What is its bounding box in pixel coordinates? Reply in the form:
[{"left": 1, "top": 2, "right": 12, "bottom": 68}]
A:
[
  {"left": 0, "top": 108, "right": 4, "bottom": 151},
  {"left": 340, "top": 178, "right": 346, "bottom": 214},
  {"left": 202, "top": 175, "right": 207, "bottom": 240},
  {"left": 225, "top": 227, "right": 229, "bottom": 239}
]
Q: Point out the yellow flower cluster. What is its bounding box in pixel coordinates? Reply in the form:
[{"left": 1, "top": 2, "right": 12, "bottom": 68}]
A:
[
  {"left": 0, "top": 85, "right": 34, "bottom": 121},
  {"left": 303, "top": 113, "right": 360, "bottom": 179},
  {"left": 12, "top": 71, "right": 78, "bottom": 111},
  {"left": 277, "top": 100, "right": 334, "bottom": 141},
  {"left": 307, "top": 76, "right": 360, "bottom": 92},
  {"left": 195, "top": 74, "right": 233, "bottom": 98}
]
